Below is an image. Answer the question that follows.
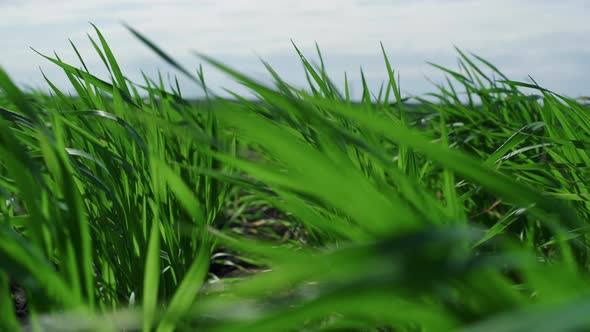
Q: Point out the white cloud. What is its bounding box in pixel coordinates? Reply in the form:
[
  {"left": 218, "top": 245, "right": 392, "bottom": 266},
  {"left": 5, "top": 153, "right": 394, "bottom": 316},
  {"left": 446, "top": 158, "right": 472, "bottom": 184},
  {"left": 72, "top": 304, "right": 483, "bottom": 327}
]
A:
[{"left": 1, "top": 0, "right": 588, "bottom": 97}]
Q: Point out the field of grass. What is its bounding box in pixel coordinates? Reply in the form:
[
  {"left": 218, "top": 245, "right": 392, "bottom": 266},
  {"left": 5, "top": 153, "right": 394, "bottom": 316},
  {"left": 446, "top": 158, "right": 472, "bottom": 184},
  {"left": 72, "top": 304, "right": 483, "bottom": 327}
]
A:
[{"left": 1, "top": 25, "right": 590, "bottom": 331}]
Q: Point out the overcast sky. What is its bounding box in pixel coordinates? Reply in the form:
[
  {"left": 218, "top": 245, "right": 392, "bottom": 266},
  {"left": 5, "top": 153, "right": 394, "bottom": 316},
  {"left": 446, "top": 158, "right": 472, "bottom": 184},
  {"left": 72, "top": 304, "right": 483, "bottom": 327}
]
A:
[{"left": 1, "top": 0, "right": 589, "bottom": 99}]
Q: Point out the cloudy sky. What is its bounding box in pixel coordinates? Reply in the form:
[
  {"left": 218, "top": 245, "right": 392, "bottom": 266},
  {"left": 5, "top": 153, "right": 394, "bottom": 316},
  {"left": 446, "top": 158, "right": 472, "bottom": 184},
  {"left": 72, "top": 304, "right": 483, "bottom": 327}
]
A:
[{"left": 1, "top": 0, "right": 589, "bottom": 99}]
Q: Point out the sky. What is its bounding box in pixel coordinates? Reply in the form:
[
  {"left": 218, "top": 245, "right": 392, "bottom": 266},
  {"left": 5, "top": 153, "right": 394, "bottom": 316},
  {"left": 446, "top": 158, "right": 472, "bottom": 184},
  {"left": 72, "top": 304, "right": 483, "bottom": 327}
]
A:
[{"left": 1, "top": 0, "right": 589, "bottom": 99}]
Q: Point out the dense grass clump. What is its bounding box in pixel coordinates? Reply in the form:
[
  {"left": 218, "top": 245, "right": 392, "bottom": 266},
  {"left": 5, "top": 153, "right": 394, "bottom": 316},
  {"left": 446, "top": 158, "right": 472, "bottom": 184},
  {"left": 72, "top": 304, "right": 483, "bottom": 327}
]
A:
[{"left": 1, "top": 25, "right": 590, "bottom": 331}]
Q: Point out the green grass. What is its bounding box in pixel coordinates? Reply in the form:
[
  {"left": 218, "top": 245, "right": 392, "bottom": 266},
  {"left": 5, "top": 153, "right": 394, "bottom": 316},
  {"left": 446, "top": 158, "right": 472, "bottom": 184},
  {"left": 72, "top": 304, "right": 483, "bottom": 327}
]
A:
[{"left": 1, "top": 25, "right": 590, "bottom": 331}]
